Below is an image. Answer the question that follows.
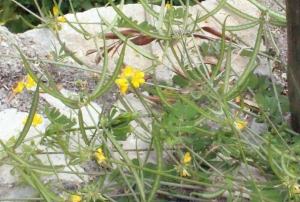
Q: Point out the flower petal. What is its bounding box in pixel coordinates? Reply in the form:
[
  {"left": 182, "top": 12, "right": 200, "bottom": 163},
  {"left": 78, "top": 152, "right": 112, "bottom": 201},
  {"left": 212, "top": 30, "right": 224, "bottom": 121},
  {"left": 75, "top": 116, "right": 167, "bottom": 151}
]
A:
[
  {"left": 22, "top": 116, "right": 28, "bottom": 125},
  {"left": 135, "top": 68, "right": 144, "bottom": 78},
  {"left": 234, "top": 120, "right": 248, "bottom": 130},
  {"left": 116, "top": 77, "right": 129, "bottom": 94},
  {"left": 33, "top": 114, "right": 43, "bottom": 127},
  {"left": 123, "top": 66, "right": 135, "bottom": 78},
  {"left": 131, "top": 68, "right": 145, "bottom": 89},
  {"left": 183, "top": 152, "right": 192, "bottom": 163},
  {"left": 58, "top": 16, "right": 66, "bottom": 23},
  {"left": 53, "top": 6, "right": 59, "bottom": 16},
  {"left": 120, "top": 83, "right": 129, "bottom": 94},
  {"left": 131, "top": 78, "right": 140, "bottom": 88},
  {"left": 95, "top": 148, "right": 106, "bottom": 164},
  {"left": 115, "top": 77, "right": 128, "bottom": 86},
  {"left": 13, "top": 81, "right": 25, "bottom": 93},
  {"left": 182, "top": 168, "right": 190, "bottom": 177},
  {"left": 71, "top": 195, "right": 82, "bottom": 202},
  {"left": 25, "top": 74, "right": 36, "bottom": 88},
  {"left": 22, "top": 113, "right": 43, "bottom": 127}
]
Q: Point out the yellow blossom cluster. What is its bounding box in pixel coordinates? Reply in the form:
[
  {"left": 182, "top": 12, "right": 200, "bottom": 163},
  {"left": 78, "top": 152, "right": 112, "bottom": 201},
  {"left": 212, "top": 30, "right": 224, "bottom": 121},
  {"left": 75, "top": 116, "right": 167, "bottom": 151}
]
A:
[
  {"left": 182, "top": 152, "right": 192, "bottom": 177},
  {"left": 115, "top": 66, "right": 145, "bottom": 94},
  {"left": 175, "top": 152, "right": 192, "bottom": 177},
  {"left": 22, "top": 113, "right": 43, "bottom": 127},
  {"left": 234, "top": 120, "right": 248, "bottom": 130},
  {"left": 95, "top": 148, "right": 106, "bottom": 164},
  {"left": 53, "top": 6, "right": 66, "bottom": 31},
  {"left": 13, "top": 74, "right": 36, "bottom": 93}
]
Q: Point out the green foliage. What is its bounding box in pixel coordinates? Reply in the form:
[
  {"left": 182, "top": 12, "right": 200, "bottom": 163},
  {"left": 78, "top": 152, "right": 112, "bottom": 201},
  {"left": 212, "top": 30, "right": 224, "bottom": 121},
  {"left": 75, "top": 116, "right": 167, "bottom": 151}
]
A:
[
  {"left": 200, "top": 41, "right": 221, "bottom": 57},
  {"left": 0, "top": 0, "right": 139, "bottom": 33},
  {"left": 44, "top": 105, "right": 77, "bottom": 137},
  {"left": 172, "top": 74, "right": 189, "bottom": 88},
  {"left": 0, "top": 0, "right": 296, "bottom": 201},
  {"left": 165, "top": 7, "right": 192, "bottom": 19},
  {"left": 117, "top": 17, "right": 157, "bottom": 31},
  {"left": 248, "top": 74, "right": 289, "bottom": 125},
  {"left": 106, "top": 108, "right": 135, "bottom": 140},
  {"left": 159, "top": 100, "right": 199, "bottom": 146}
]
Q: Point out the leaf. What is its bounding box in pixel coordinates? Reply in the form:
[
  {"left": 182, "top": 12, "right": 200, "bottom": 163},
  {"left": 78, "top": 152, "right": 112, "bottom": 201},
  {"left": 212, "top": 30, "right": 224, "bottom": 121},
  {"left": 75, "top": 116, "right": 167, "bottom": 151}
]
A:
[
  {"left": 278, "top": 95, "right": 289, "bottom": 113},
  {"left": 109, "top": 168, "right": 121, "bottom": 181},
  {"left": 112, "top": 125, "right": 131, "bottom": 141},
  {"left": 172, "top": 101, "right": 198, "bottom": 119},
  {"left": 261, "top": 189, "right": 286, "bottom": 201},
  {"left": 172, "top": 75, "right": 189, "bottom": 88},
  {"left": 44, "top": 106, "right": 77, "bottom": 136},
  {"left": 117, "top": 18, "right": 156, "bottom": 32},
  {"left": 200, "top": 42, "right": 219, "bottom": 56},
  {"left": 143, "top": 162, "right": 157, "bottom": 179},
  {"left": 168, "top": 7, "right": 192, "bottom": 19},
  {"left": 139, "top": 21, "right": 156, "bottom": 31},
  {"left": 192, "top": 137, "right": 213, "bottom": 150}
]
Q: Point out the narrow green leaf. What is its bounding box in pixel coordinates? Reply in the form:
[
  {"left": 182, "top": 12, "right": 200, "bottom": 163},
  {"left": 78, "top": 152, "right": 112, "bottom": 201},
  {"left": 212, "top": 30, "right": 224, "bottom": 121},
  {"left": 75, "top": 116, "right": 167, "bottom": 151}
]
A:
[
  {"left": 14, "top": 79, "right": 40, "bottom": 149},
  {"left": 89, "top": 38, "right": 128, "bottom": 100},
  {"left": 226, "top": 21, "right": 260, "bottom": 31},
  {"left": 217, "top": 0, "right": 258, "bottom": 21},
  {"left": 78, "top": 108, "right": 90, "bottom": 146},
  {"left": 210, "top": 15, "right": 228, "bottom": 80},
  {"left": 222, "top": 16, "right": 231, "bottom": 95},
  {"left": 248, "top": 0, "right": 286, "bottom": 22},
  {"left": 29, "top": 170, "right": 63, "bottom": 201},
  {"left": 225, "top": 20, "right": 264, "bottom": 100},
  {"left": 147, "top": 124, "right": 163, "bottom": 201}
]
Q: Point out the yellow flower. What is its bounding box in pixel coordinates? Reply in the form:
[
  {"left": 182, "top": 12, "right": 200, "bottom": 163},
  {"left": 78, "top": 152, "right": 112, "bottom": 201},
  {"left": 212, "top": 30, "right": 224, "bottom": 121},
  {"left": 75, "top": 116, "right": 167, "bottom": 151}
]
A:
[
  {"left": 234, "top": 120, "right": 248, "bottom": 130},
  {"left": 95, "top": 148, "right": 106, "bottom": 164},
  {"left": 235, "top": 96, "right": 241, "bottom": 103},
  {"left": 165, "top": 3, "right": 171, "bottom": 9},
  {"left": 22, "top": 113, "right": 43, "bottom": 127},
  {"left": 182, "top": 168, "right": 191, "bottom": 177},
  {"left": 183, "top": 152, "right": 192, "bottom": 163},
  {"left": 25, "top": 74, "right": 36, "bottom": 88},
  {"left": 115, "top": 66, "right": 145, "bottom": 94},
  {"left": 71, "top": 195, "right": 82, "bottom": 202},
  {"left": 13, "top": 81, "right": 25, "bottom": 93}
]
